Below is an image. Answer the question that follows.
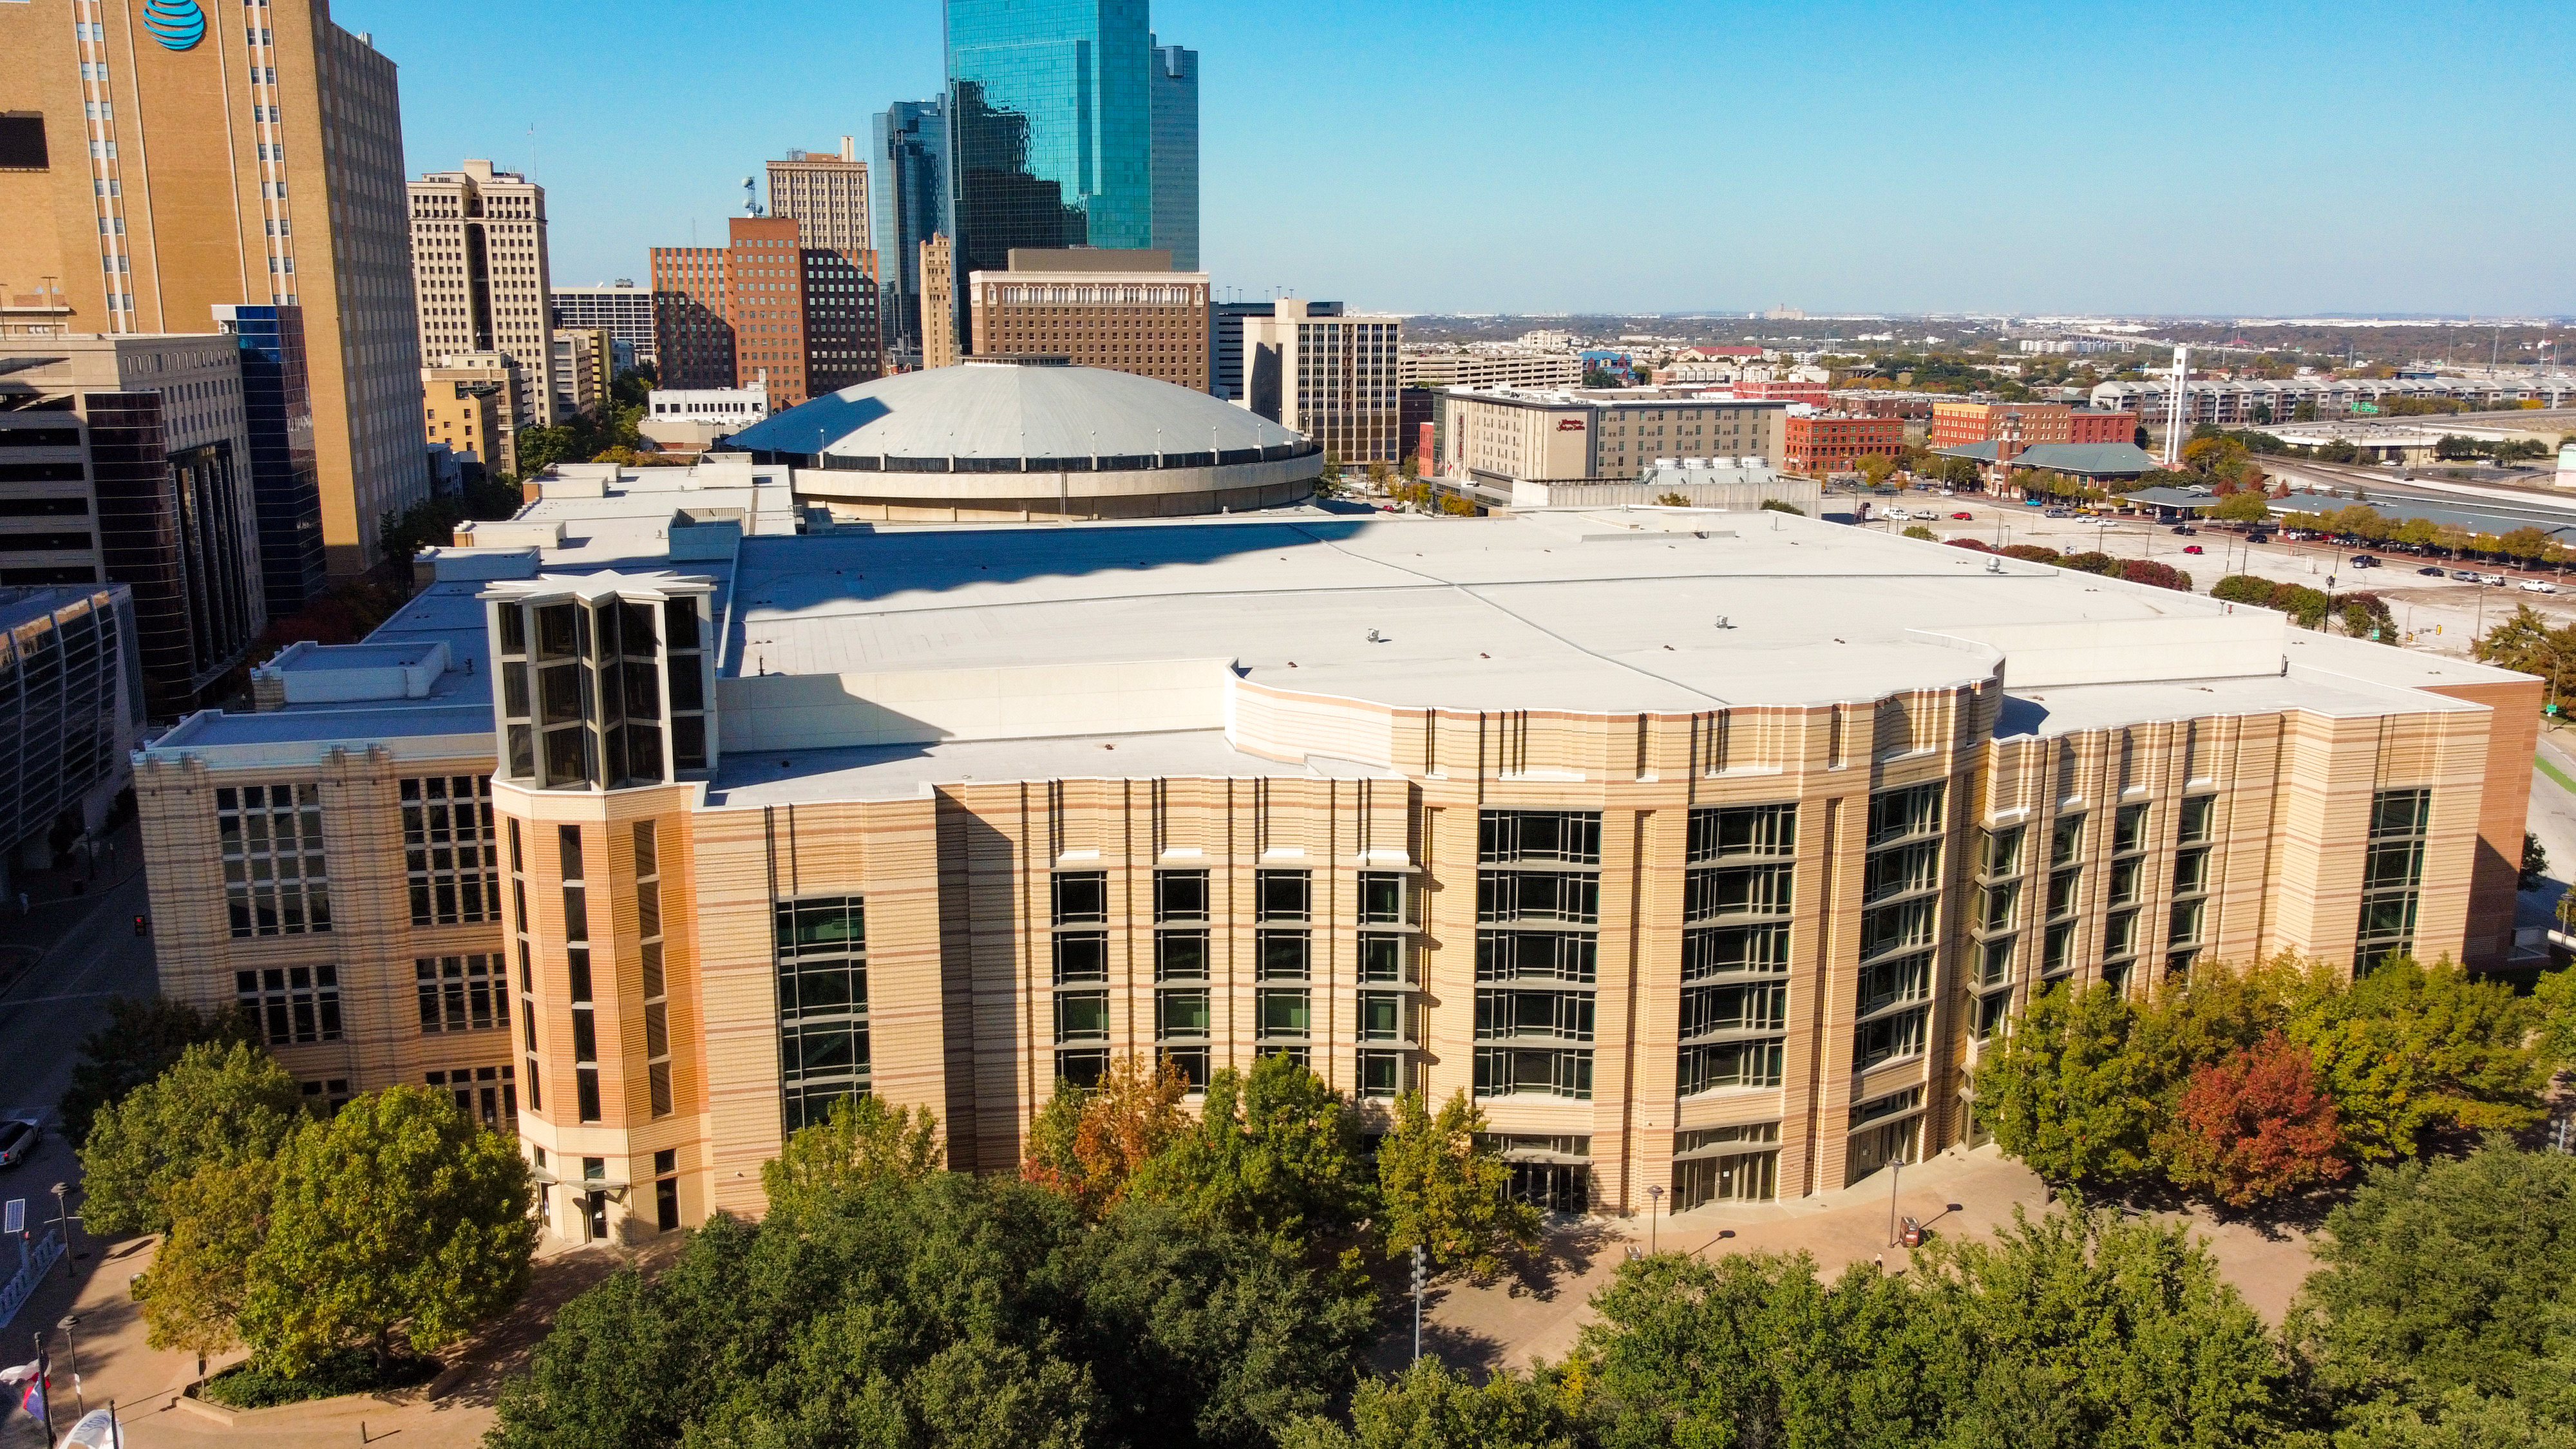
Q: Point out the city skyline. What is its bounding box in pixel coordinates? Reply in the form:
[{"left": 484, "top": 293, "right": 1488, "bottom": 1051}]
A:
[{"left": 353, "top": 0, "right": 2575, "bottom": 319}]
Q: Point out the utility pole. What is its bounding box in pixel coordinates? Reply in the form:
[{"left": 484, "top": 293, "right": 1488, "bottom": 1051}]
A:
[{"left": 1409, "top": 1246, "right": 1426, "bottom": 1364}]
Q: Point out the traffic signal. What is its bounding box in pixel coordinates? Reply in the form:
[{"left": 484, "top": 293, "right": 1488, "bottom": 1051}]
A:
[{"left": 133, "top": 914, "right": 148, "bottom": 936}]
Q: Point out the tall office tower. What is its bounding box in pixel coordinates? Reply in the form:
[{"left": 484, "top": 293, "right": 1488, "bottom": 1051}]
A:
[
  {"left": 0, "top": 583, "right": 138, "bottom": 898},
  {"left": 968, "top": 249, "right": 1208, "bottom": 390},
  {"left": 767, "top": 140, "right": 871, "bottom": 254},
  {"left": 1213, "top": 299, "right": 1340, "bottom": 402},
  {"left": 945, "top": 0, "right": 1161, "bottom": 340},
  {"left": 410, "top": 161, "right": 559, "bottom": 437},
  {"left": 919, "top": 236, "right": 958, "bottom": 369},
  {"left": 1239, "top": 301, "right": 1403, "bottom": 465},
  {"left": 551, "top": 283, "right": 658, "bottom": 368},
  {"left": 0, "top": 338, "right": 268, "bottom": 717},
  {"left": 1148, "top": 41, "right": 1198, "bottom": 272},
  {"left": 214, "top": 305, "right": 327, "bottom": 615},
  {"left": 869, "top": 100, "right": 949, "bottom": 370},
  {"left": 649, "top": 218, "right": 881, "bottom": 410},
  {"left": 0, "top": 0, "right": 430, "bottom": 586}
]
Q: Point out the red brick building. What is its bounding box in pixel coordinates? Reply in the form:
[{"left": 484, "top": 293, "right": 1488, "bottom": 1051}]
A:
[
  {"left": 1784, "top": 413, "right": 1906, "bottom": 475},
  {"left": 1928, "top": 401, "right": 2134, "bottom": 450},
  {"left": 1728, "top": 381, "right": 1830, "bottom": 407},
  {"left": 650, "top": 216, "right": 882, "bottom": 408}
]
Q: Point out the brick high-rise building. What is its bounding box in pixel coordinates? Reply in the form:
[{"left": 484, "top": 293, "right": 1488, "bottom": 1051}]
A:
[
  {"left": 649, "top": 217, "right": 881, "bottom": 410},
  {"left": 1240, "top": 301, "right": 1403, "bottom": 465},
  {"left": 919, "top": 235, "right": 957, "bottom": 369},
  {"left": 766, "top": 141, "right": 870, "bottom": 255},
  {"left": 0, "top": 0, "right": 429, "bottom": 585},
  {"left": 967, "top": 248, "right": 1208, "bottom": 390},
  {"left": 410, "top": 161, "right": 558, "bottom": 432}
]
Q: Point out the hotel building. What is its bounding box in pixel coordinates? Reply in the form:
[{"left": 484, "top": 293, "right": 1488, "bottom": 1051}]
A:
[
  {"left": 967, "top": 249, "right": 1209, "bottom": 390},
  {"left": 0, "top": 0, "right": 430, "bottom": 583},
  {"left": 136, "top": 455, "right": 2536, "bottom": 1242},
  {"left": 1437, "top": 386, "right": 1790, "bottom": 493}
]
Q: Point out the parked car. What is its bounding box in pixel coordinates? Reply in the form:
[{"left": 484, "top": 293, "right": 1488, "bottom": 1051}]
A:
[
  {"left": 2521, "top": 580, "right": 2560, "bottom": 594},
  {"left": 2172, "top": 525, "right": 2197, "bottom": 535},
  {"left": 2042, "top": 508, "right": 2072, "bottom": 518},
  {"left": 2450, "top": 569, "right": 2483, "bottom": 582},
  {"left": 2245, "top": 531, "right": 2273, "bottom": 544},
  {"left": 2485, "top": 573, "right": 2510, "bottom": 587},
  {"left": 0, "top": 1117, "right": 39, "bottom": 1170},
  {"left": 2183, "top": 545, "right": 2205, "bottom": 554},
  {"left": 2349, "top": 554, "right": 2380, "bottom": 568},
  {"left": 1949, "top": 511, "right": 1974, "bottom": 520},
  {"left": 1885, "top": 507, "right": 1912, "bottom": 521},
  {"left": 2418, "top": 565, "right": 2447, "bottom": 577}
]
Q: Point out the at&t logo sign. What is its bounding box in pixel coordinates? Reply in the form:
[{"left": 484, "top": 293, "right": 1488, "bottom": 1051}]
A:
[{"left": 142, "top": 0, "right": 206, "bottom": 51}]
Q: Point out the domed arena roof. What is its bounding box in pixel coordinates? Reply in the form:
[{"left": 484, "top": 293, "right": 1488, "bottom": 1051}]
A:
[{"left": 726, "top": 356, "right": 1312, "bottom": 469}]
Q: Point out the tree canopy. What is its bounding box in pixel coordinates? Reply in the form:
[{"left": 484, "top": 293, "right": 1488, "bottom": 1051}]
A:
[
  {"left": 58, "top": 995, "right": 256, "bottom": 1148},
  {"left": 77, "top": 1039, "right": 304, "bottom": 1236},
  {"left": 1375, "top": 1089, "right": 1540, "bottom": 1282}
]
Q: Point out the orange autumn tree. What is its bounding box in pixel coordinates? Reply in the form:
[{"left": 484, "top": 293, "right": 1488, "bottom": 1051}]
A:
[
  {"left": 2152, "top": 1030, "right": 2349, "bottom": 1208},
  {"left": 1021, "top": 1052, "right": 1190, "bottom": 1218}
]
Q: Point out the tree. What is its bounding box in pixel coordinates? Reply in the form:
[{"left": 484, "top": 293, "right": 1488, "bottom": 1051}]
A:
[
  {"left": 1759, "top": 499, "right": 1806, "bottom": 516},
  {"left": 2213, "top": 489, "right": 2273, "bottom": 523},
  {"left": 58, "top": 996, "right": 256, "bottom": 1148},
  {"left": 1131, "top": 1054, "right": 1370, "bottom": 1242},
  {"left": 1854, "top": 451, "right": 1897, "bottom": 486},
  {"left": 2119, "top": 558, "right": 2192, "bottom": 592},
  {"left": 2525, "top": 832, "right": 2552, "bottom": 892},
  {"left": 2536, "top": 967, "right": 2576, "bottom": 1070},
  {"left": 1022, "top": 1053, "right": 1191, "bottom": 1219},
  {"left": 1654, "top": 491, "right": 1690, "bottom": 506},
  {"left": 1902, "top": 524, "right": 1936, "bottom": 540},
  {"left": 2152, "top": 1031, "right": 2349, "bottom": 1208},
  {"left": 2291, "top": 1144, "right": 2576, "bottom": 1416},
  {"left": 239, "top": 1086, "right": 536, "bottom": 1374},
  {"left": 136, "top": 1158, "right": 276, "bottom": 1371},
  {"left": 1374, "top": 1089, "right": 1538, "bottom": 1282},
  {"left": 1972, "top": 981, "right": 2159, "bottom": 1187},
  {"left": 77, "top": 1039, "right": 305, "bottom": 1236},
  {"left": 1276, "top": 1357, "right": 1585, "bottom": 1449},
  {"left": 2286, "top": 959, "right": 2545, "bottom": 1164},
  {"left": 760, "top": 1093, "right": 942, "bottom": 1219}
]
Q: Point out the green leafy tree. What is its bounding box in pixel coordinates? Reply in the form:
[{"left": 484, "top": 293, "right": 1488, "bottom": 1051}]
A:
[
  {"left": 2284, "top": 959, "right": 2545, "bottom": 1164},
  {"left": 2291, "top": 1144, "right": 2576, "bottom": 1419},
  {"left": 760, "top": 1093, "right": 943, "bottom": 1218},
  {"left": 135, "top": 1157, "right": 276, "bottom": 1372},
  {"left": 77, "top": 1039, "right": 304, "bottom": 1236},
  {"left": 1132, "top": 1053, "right": 1370, "bottom": 1242},
  {"left": 1276, "top": 1357, "right": 1586, "bottom": 1449},
  {"left": 2536, "top": 967, "right": 2576, "bottom": 1070},
  {"left": 239, "top": 1086, "right": 536, "bottom": 1373},
  {"left": 2213, "top": 489, "right": 2273, "bottom": 523},
  {"left": 1375, "top": 1089, "right": 1538, "bottom": 1282},
  {"left": 1759, "top": 499, "right": 1806, "bottom": 516},
  {"left": 1973, "top": 981, "right": 2159, "bottom": 1186},
  {"left": 2525, "top": 832, "right": 2552, "bottom": 892},
  {"left": 58, "top": 996, "right": 256, "bottom": 1148},
  {"left": 1902, "top": 524, "right": 1936, "bottom": 540}
]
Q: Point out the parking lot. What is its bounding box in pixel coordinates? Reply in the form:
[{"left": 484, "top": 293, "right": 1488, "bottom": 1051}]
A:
[{"left": 1853, "top": 487, "right": 2576, "bottom": 660}]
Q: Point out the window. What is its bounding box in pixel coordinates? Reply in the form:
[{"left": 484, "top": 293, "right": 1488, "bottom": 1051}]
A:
[
  {"left": 2050, "top": 813, "right": 2086, "bottom": 867},
  {"left": 426, "top": 1065, "right": 517, "bottom": 1133},
  {"left": 1853, "top": 1007, "right": 1929, "bottom": 1070},
  {"left": 637, "top": 821, "right": 672, "bottom": 1118},
  {"left": 2356, "top": 788, "right": 2432, "bottom": 971},
  {"left": 1475, "top": 989, "right": 1594, "bottom": 1043},
  {"left": 2043, "top": 921, "right": 2078, "bottom": 976},
  {"left": 1056, "top": 990, "right": 1110, "bottom": 1043},
  {"left": 1480, "top": 810, "right": 1601, "bottom": 864},
  {"left": 1257, "top": 929, "right": 1310, "bottom": 980},
  {"left": 1475, "top": 1046, "right": 1593, "bottom": 1099},
  {"left": 1689, "top": 864, "right": 1794, "bottom": 920},
  {"left": 1678, "top": 1038, "right": 1783, "bottom": 1094},
  {"left": 1689, "top": 803, "right": 1795, "bottom": 861},
  {"left": 1978, "top": 824, "right": 2025, "bottom": 879},
  {"left": 1851, "top": 1086, "right": 1924, "bottom": 1128},
  {"left": 1356, "top": 1050, "right": 1405, "bottom": 1099},
  {"left": 1867, "top": 781, "right": 1944, "bottom": 846},
  {"left": 1477, "top": 871, "right": 1598, "bottom": 923},
  {"left": 237, "top": 965, "right": 341, "bottom": 1045},
  {"left": 1359, "top": 933, "right": 1410, "bottom": 984},
  {"left": 1674, "top": 1126, "right": 1778, "bottom": 1206},
  {"left": 1153, "top": 869, "right": 1208, "bottom": 922},
  {"left": 217, "top": 784, "right": 331, "bottom": 938},
  {"left": 1683, "top": 923, "right": 1788, "bottom": 980},
  {"left": 1860, "top": 897, "right": 1936, "bottom": 961},
  {"left": 776, "top": 896, "right": 867, "bottom": 1132},
  {"left": 1053, "top": 871, "right": 1107, "bottom": 925},
  {"left": 1680, "top": 981, "right": 1786, "bottom": 1039},
  {"left": 401, "top": 776, "right": 499, "bottom": 925},
  {"left": 1358, "top": 871, "right": 1408, "bottom": 925},
  {"left": 654, "top": 1148, "right": 679, "bottom": 1232},
  {"left": 1980, "top": 880, "right": 2021, "bottom": 933},
  {"left": 2108, "top": 856, "right": 2143, "bottom": 906},
  {"left": 1157, "top": 988, "right": 1209, "bottom": 1040},
  {"left": 1857, "top": 951, "right": 1932, "bottom": 1016},
  {"left": 1864, "top": 840, "right": 1940, "bottom": 902},
  {"left": 415, "top": 954, "right": 505, "bottom": 1033},
  {"left": 1256, "top": 869, "right": 1311, "bottom": 921},
  {"left": 2047, "top": 867, "right": 2081, "bottom": 920},
  {"left": 1256, "top": 987, "right": 1310, "bottom": 1040},
  {"left": 1973, "top": 990, "right": 2014, "bottom": 1041},
  {"left": 2178, "top": 794, "right": 2215, "bottom": 844},
  {"left": 2114, "top": 802, "right": 2152, "bottom": 855}
]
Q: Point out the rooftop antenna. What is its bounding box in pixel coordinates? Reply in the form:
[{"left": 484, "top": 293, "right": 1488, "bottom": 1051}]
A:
[{"left": 741, "top": 176, "right": 763, "bottom": 217}]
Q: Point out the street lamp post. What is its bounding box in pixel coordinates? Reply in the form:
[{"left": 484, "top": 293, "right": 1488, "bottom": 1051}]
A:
[
  {"left": 58, "top": 1315, "right": 81, "bottom": 1417},
  {"left": 1647, "top": 1184, "right": 1665, "bottom": 1255},
  {"left": 48, "top": 1183, "right": 70, "bottom": 1280},
  {"left": 1887, "top": 1159, "right": 1904, "bottom": 1249}
]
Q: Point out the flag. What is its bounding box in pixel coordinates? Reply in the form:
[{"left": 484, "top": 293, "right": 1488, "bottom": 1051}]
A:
[{"left": 0, "top": 1358, "right": 42, "bottom": 1425}]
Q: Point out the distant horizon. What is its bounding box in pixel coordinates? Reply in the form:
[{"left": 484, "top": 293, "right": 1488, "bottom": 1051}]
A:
[{"left": 345, "top": 0, "right": 2576, "bottom": 317}]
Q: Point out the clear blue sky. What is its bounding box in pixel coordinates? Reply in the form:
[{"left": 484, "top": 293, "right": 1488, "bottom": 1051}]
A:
[{"left": 343, "top": 0, "right": 2575, "bottom": 318}]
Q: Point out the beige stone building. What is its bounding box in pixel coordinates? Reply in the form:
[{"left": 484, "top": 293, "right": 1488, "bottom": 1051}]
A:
[
  {"left": 551, "top": 328, "right": 607, "bottom": 422},
  {"left": 1399, "top": 352, "right": 1583, "bottom": 391},
  {"left": 0, "top": 0, "right": 430, "bottom": 578},
  {"left": 1438, "top": 386, "right": 1790, "bottom": 491},
  {"left": 967, "top": 249, "right": 1209, "bottom": 391},
  {"left": 1238, "top": 300, "right": 1401, "bottom": 466},
  {"left": 137, "top": 462, "right": 2537, "bottom": 1244},
  {"left": 919, "top": 236, "right": 957, "bottom": 370},
  {"left": 766, "top": 142, "right": 870, "bottom": 255},
  {"left": 421, "top": 354, "right": 520, "bottom": 474},
  {"left": 421, "top": 363, "right": 510, "bottom": 473},
  {"left": 411, "top": 161, "right": 558, "bottom": 430}
]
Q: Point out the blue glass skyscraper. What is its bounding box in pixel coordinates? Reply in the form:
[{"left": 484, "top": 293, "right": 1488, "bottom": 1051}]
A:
[
  {"left": 943, "top": 0, "right": 1155, "bottom": 282},
  {"left": 1149, "top": 40, "right": 1198, "bottom": 272},
  {"left": 213, "top": 304, "right": 326, "bottom": 618},
  {"left": 871, "top": 99, "right": 951, "bottom": 368}
]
